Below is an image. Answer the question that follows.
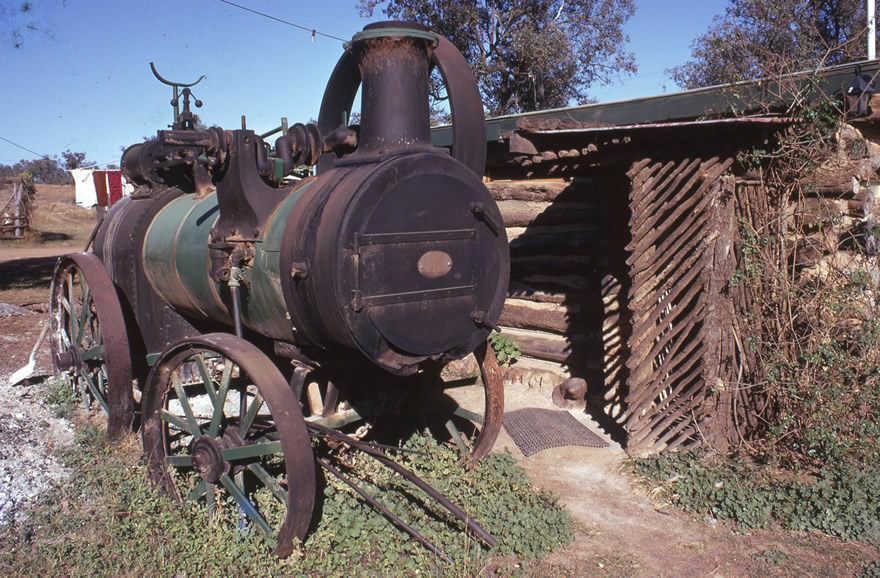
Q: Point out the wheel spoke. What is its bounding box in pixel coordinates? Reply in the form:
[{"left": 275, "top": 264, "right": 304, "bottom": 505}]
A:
[
  {"left": 445, "top": 419, "right": 470, "bottom": 455},
  {"left": 238, "top": 392, "right": 265, "bottom": 437},
  {"left": 222, "top": 440, "right": 282, "bottom": 462},
  {"left": 65, "top": 283, "right": 81, "bottom": 346},
  {"left": 206, "top": 482, "right": 217, "bottom": 516},
  {"left": 59, "top": 293, "right": 72, "bottom": 316},
  {"left": 165, "top": 454, "right": 193, "bottom": 467},
  {"left": 171, "top": 373, "right": 202, "bottom": 436},
  {"left": 81, "top": 372, "right": 109, "bottom": 415},
  {"left": 161, "top": 409, "right": 200, "bottom": 436},
  {"left": 187, "top": 479, "right": 207, "bottom": 502},
  {"left": 49, "top": 257, "right": 134, "bottom": 441},
  {"left": 453, "top": 406, "right": 483, "bottom": 424},
  {"left": 142, "top": 335, "right": 316, "bottom": 556},
  {"left": 195, "top": 354, "right": 218, "bottom": 406},
  {"left": 59, "top": 323, "right": 73, "bottom": 349},
  {"left": 207, "top": 362, "right": 232, "bottom": 438},
  {"left": 248, "top": 463, "right": 288, "bottom": 505},
  {"left": 77, "top": 377, "right": 89, "bottom": 410},
  {"left": 59, "top": 294, "right": 75, "bottom": 346},
  {"left": 97, "top": 366, "right": 108, "bottom": 405},
  {"left": 218, "top": 473, "right": 274, "bottom": 538},
  {"left": 75, "top": 280, "right": 90, "bottom": 345},
  {"left": 80, "top": 344, "right": 105, "bottom": 362}
]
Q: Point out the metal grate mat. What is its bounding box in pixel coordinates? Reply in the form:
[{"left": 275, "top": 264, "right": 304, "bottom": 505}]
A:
[{"left": 502, "top": 407, "right": 609, "bottom": 457}]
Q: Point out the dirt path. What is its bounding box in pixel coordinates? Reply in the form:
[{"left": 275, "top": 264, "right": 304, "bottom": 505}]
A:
[
  {"left": 455, "top": 379, "right": 880, "bottom": 576},
  {"left": 0, "top": 246, "right": 80, "bottom": 305},
  {"left": 0, "top": 246, "right": 80, "bottom": 264}
]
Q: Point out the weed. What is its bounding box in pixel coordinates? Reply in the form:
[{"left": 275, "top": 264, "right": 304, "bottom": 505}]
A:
[
  {"left": 755, "top": 547, "right": 792, "bottom": 566},
  {"left": 632, "top": 451, "right": 880, "bottom": 546},
  {"left": 721, "top": 92, "right": 880, "bottom": 473},
  {"left": 42, "top": 376, "right": 77, "bottom": 419},
  {"left": 0, "top": 422, "right": 571, "bottom": 575},
  {"left": 489, "top": 332, "right": 521, "bottom": 367}
]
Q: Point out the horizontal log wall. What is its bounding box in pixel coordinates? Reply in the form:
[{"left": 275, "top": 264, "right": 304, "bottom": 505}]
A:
[{"left": 488, "top": 176, "right": 632, "bottom": 414}]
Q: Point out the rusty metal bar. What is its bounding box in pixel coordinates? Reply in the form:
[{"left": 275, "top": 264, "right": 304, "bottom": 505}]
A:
[
  {"left": 308, "top": 422, "right": 497, "bottom": 548},
  {"left": 316, "top": 458, "right": 453, "bottom": 564}
]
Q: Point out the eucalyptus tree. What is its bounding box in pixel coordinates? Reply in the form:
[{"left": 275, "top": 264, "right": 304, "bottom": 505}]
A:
[{"left": 358, "top": 0, "right": 637, "bottom": 116}]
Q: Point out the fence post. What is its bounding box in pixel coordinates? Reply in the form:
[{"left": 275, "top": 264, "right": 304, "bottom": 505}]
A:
[{"left": 13, "top": 182, "right": 22, "bottom": 239}]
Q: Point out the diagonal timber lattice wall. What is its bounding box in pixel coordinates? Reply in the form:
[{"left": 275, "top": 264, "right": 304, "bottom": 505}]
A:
[{"left": 621, "top": 150, "right": 740, "bottom": 454}]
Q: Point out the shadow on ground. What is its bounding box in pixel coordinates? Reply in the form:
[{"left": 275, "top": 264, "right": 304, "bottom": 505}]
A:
[
  {"left": 0, "top": 256, "right": 58, "bottom": 297},
  {"left": 37, "top": 232, "right": 73, "bottom": 242}
]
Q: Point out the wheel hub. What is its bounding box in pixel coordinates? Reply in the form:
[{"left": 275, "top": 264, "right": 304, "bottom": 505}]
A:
[
  {"left": 191, "top": 436, "right": 228, "bottom": 483},
  {"left": 54, "top": 347, "right": 83, "bottom": 372}
]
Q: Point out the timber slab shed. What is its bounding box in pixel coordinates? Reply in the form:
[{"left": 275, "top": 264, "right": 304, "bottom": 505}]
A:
[{"left": 430, "top": 59, "right": 880, "bottom": 454}]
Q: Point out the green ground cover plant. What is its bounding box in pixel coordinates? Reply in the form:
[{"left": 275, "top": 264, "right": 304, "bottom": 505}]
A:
[
  {"left": 632, "top": 451, "right": 880, "bottom": 545},
  {"left": 1, "top": 395, "right": 572, "bottom": 576}
]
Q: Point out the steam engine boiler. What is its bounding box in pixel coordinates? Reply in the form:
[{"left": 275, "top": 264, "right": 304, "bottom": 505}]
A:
[{"left": 49, "top": 22, "right": 509, "bottom": 555}]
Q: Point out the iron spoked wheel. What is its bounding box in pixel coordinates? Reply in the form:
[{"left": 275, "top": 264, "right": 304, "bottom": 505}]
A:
[
  {"left": 447, "top": 341, "right": 504, "bottom": 466},
  {"left": 141, "top": 333, "right": 315, "bottom": 557},
  {"left": 49, "top": 254, "right": 133, "bottom": 439},
  {"left": 425, "top": 341, "right": 504, "bottom": 466}
]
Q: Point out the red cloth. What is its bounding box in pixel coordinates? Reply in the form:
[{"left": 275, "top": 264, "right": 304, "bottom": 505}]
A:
[
  {"left": 107, "top": 171, "right": 123, "bottom": 206},
  {"left": 93, "top": 170, "right": 108, "bottom": 207}
]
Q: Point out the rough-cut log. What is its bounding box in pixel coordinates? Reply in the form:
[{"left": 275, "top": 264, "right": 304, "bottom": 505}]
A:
[
  {"left": 500, "top": 299, "right": 573, "bottom": 333},
  {"left": 507, "top": 227, "right": 602, "bottom": 251},
  {"left": 662, "top": 425, "right": 698, "bottom": 452},
  {"left": 628, "top": 391, "right": 701, "bottom": 450},
  {"left": 630, "top": 294, "right": 705, "bottom": 380},
  {"left": 518, "top": 273, "right": 595, "bottom": 291},
  {"left": 497, "top": 200, "right": 601, "bottom": 227},
  {"left": 646, "top": 415, "right": 698, "bottom": 453},
  {"left": 487, "top": 138, "right": 772, "bottom": 455},
  {"left": 626, "top": 157, "right": 654, "bottom": 181},
  {"left": 504, "top": 356, "right": 573, "bottom": 382},
  {"left": 630, "top": 242, "right": 708, "bottom": 310},
  {"left": 810, "top": 125, "right": 880, "bottom": 193},
  {"left": 847, "top": 189, "right": 874, "bottom": 217},
  {"left": 626, "top": 338, "right": 703, "bottom": 418},
  {"left": 507, "top": 281, "right": 591, "bottom": 304},
  {"left": 628, "top": 215, "right": 706, "bottom": 276},
  {"left": 488, "top": 180, "right": 570, "bottom": 201},
  {"left": 506, "top": 223, "right": 600, "bottom": 242},
  {"left": 501, "top": 327, "right": 601, "bottom": 368},
  {"left": 499, "top": 298, "right": 601, "bottom": 333},
  {"left": 632, "top": 158, "right": 734, "bottom": 244},
  {"left": 511, "top": 254, "right": 605, "bottom": 280},
  {"left": 631, "top": 156, "right": 704, "bottom": 216},
  {"left": 787, "top": 198, "right": 843, "bottom": 227}
]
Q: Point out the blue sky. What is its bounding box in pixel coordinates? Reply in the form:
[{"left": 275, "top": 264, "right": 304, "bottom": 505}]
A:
[{"left": 0, "top": 0, "right": 727, "bottom": 168}]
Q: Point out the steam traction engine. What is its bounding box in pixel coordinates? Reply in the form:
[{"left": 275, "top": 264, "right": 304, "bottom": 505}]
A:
[{"left": 48, "top": 23, "right": 509, "bottom": 555}]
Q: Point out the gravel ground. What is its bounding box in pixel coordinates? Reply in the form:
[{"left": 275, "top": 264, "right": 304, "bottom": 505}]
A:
[{"left": 0, "top": 307, "right": 73, "bottom": 525}]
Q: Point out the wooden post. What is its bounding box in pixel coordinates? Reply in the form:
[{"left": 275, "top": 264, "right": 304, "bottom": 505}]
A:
[{"left": 13, "top": 182, "right": 22, "bottom": 239}]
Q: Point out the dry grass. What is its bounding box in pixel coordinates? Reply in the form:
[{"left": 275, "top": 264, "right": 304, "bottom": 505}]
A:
[
  {"left": 18, "top": 184, "right": 97, "bottom": 247},
  {"left": 0, "top": 184, "right": 97, "bottom": 304},
  {"left": 1, "top": 184, "right": 96, "bottom": 248}
]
